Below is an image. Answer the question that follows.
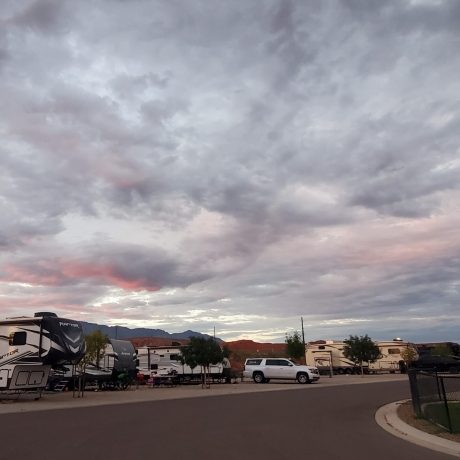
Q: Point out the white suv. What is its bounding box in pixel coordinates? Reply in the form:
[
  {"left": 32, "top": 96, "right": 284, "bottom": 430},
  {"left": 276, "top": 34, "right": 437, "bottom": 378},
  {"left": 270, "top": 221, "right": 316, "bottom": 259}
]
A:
[{"left": 243, "top": 358, "right": 320, "bottom": 384}]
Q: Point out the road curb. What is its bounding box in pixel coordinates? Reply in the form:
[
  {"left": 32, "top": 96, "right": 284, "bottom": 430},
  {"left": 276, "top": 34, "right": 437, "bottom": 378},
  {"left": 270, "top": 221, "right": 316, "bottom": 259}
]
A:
[{"left": 375, "top": 400, "right": 460, "bottom": 457}]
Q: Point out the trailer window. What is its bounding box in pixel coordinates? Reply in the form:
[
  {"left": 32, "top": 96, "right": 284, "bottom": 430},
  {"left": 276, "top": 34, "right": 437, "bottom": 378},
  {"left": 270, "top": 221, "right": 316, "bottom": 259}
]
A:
[
  {"left": 170, "top": 354, "right": 180, "bottom": 361},
  {"left": 319, "top": 346, "right": 325, "bottom": 350},
  {"left": 388, "top": 348, "right": 400, "bottom": 354},
  {"left": 9, "top": 331, "right": 27, "bottom": 346}
]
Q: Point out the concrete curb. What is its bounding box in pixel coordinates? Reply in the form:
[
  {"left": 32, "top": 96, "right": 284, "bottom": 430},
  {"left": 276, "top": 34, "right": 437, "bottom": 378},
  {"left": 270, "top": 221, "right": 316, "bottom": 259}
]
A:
[{"left": 375, "top": 400, "right": 460, "bottom": 458}]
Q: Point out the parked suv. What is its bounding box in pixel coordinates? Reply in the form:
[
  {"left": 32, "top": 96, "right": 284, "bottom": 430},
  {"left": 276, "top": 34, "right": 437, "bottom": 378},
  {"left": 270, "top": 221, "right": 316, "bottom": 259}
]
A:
[{"left": 243, "top": 358, "right": 320, "bottom": 384}]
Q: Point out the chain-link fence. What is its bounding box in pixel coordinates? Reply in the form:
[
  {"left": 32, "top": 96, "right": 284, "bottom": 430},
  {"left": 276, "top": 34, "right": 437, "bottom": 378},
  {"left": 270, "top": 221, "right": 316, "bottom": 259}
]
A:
[{"left": 408, "top": 369, "right": 460, "bottom": 433}]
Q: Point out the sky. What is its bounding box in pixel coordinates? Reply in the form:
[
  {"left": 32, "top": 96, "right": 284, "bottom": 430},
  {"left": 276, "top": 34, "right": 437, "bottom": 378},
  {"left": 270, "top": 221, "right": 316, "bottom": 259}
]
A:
[{"left": 1, "top": 0, "right": 459, "bottom": 344}]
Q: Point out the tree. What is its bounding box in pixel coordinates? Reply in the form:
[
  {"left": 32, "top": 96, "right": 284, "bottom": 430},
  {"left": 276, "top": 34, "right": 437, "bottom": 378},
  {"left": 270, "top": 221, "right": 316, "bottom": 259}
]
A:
[
  {"left": 179, "top": 344, "right": 198, "bottom": 375},
  {"left": 343, "top": 335, "right": 381, "bottom": 375},
  {"left": 182, "top": 337, "right": 224, "bottom": 388},
  {"left": 432, "top": 344, "right": 451, "bottom": 357},
  {"left": 285, "top": 330, "right": 305, "bottom": 363},
  {"left": 401, "top": 346, "right": 418, "bottom": 367},
  {"left": 84, "top": 329, "right": 109, "bottom": 368},
  {"left": 74, "top": 329, "right": 109, "bottom": 396}
]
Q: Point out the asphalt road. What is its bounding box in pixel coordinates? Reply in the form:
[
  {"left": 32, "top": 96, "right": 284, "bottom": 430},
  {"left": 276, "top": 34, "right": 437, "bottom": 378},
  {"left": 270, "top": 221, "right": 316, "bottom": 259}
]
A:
[{"left": 0, "top": 380, "right": 454, "bottom": 460}]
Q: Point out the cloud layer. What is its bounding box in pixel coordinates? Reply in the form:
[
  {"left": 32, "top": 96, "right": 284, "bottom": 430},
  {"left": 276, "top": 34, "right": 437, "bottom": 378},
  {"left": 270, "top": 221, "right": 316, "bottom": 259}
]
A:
[{"left": 1, "top": 0, "right": 459, "bottom": 342}]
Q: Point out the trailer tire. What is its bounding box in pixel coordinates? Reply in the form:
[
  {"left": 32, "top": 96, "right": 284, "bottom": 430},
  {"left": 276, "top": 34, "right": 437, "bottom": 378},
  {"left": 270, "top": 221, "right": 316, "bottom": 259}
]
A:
[
  {"left": 253, "top": 372, "right": 265, "bottom": 384},
  {"left": 297, "top": 372, "right": 310, "bottom": 384},
  {"left": 337, "top": 368, "right": 345, "bottom": 375},
  {"left": 263, "top": 378, "right": 270, "bottom": 383}
]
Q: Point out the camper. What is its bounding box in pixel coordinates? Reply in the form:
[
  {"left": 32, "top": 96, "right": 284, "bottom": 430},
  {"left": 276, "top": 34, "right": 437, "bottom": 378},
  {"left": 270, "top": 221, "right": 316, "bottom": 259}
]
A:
[
  {"left": 0, "top": 312, "right": 86, "bottom": 391},
  {"left": 83, "top": 338, "right": 138, "bottom": 389},
  {"left": 99, "top": 338, "right": 138, "bottom": 378},
  {"left": 50, "top": 338, "right": 138, "bottom": 391},
  {"left": 306, "top": 341, "right": 357, "bottom": 374},
  {"left": 369, "top": 340, "right": 417, "bottom": 373},
  {"left": 137, "top": 346, "right": 228, "bottom": 383},
  {"left": 306, "top": 339, "right": 417, "bottom": 374}
]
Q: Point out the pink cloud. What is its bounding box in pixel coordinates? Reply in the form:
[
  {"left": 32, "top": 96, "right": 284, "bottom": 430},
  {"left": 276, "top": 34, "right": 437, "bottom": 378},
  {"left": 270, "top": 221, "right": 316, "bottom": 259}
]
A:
[{"left": 3, "top": 259, "right": 161, "bottom": 292}]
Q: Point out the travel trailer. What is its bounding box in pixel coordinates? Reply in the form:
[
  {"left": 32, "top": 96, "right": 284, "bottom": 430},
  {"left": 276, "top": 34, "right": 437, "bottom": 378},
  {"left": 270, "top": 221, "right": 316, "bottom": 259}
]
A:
[
  {"left": 0, "top": 312, "right": 86, "bottom": 391},
  {"left": 99, "top": 338, "right": 138, "bottom": 377},
  {"left": 369, "top": 340, "right": 418, "bottom": 373},
  {"left": 85, "top": 338, "right": 138, "bottom": 386},
  {"left": 51, "top": 338, "right": 138, "bottom": 391},
  {"left": 306, "top": 339, "right": 418, "bottom": 374},
  {"left": 137, "top": 345, "right": 228, "bottom": 383}
]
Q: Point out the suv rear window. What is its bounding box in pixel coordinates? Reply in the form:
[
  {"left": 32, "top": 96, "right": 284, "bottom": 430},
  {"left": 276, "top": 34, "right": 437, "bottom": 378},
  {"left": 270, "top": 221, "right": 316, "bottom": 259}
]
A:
[
  {"left": 246, "top": 359, "right": 262, "bottom": 366},
  {"left": 266, "top": 359, "right": 291, "bottom": 366}
]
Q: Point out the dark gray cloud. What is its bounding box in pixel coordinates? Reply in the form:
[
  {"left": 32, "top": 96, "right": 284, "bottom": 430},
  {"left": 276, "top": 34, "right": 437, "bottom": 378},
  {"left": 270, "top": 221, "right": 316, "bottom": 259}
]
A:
[{"left": 0, "top": 0, "right": 459, "bottom": 341}]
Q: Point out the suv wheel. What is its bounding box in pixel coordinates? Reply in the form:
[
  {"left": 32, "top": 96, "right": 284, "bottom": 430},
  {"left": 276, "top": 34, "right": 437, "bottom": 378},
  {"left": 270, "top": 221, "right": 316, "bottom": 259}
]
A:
[
  {"left": 253, "top": 372, "right": 265, "bottom": 384},
  {"left": 297, "top": 372, "right": 310, "bottom": 384}
]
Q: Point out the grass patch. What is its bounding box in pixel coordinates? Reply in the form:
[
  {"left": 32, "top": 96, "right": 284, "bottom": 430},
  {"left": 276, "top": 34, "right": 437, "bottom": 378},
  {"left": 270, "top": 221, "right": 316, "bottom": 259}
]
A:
[{"left": 424, "top": 402, "right": 460, "bottom": 433}]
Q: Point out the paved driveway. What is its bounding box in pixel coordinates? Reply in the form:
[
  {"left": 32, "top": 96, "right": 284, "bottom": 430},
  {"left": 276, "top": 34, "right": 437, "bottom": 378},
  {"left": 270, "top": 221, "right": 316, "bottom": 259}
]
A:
[{"left": 0, "top": 379, "right": 454, "bottom": 460}]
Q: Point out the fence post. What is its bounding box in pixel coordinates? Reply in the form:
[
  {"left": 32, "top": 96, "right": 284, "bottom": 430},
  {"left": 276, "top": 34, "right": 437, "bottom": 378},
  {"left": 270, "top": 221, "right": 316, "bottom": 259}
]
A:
[
  {"left": 439, "top": 377, "right": 453, "bottom": 433},
  {"left": 408, "top": 369, "right": 422, "bottom": 417},
  {"left": 435, "top": 369, "right": 442, "bottom": 401}
]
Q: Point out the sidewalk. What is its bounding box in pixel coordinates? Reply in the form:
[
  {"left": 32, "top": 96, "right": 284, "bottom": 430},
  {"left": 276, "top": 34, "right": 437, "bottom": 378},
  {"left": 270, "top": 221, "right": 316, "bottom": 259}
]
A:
[{"left": 375, "top": 400, "right": 460, "bottom": 458}]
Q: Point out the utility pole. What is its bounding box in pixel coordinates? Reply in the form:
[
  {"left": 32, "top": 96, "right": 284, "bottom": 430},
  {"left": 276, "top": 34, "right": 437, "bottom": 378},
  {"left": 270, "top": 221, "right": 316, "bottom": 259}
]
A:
[{"left": 301, "top": 317, "right": 306, "bottom": 364}]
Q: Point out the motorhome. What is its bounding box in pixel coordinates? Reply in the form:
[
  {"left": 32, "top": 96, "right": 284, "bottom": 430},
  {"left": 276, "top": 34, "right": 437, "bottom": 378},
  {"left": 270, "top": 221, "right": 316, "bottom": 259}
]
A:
[
  {"left": 137, "top": 345, "right": 228, "bottom": 383},
  {"left": 305, "top": 339, "right": 417, "bottom": 374},
  {"left": 0, "top": 312, "right": 86, "bottom": 391}
]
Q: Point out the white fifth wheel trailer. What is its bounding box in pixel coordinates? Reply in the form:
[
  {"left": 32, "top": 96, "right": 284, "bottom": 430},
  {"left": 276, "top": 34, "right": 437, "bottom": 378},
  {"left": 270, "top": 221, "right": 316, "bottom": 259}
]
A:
[
  {"left": 306, "top": 339, "right": 418, "bottom": 374},
  {"left": 0, "top": 312, "right": 86, "bottom": 391},
  {"left": 137, "top": 346, "right": 228, "bottom": 383}
]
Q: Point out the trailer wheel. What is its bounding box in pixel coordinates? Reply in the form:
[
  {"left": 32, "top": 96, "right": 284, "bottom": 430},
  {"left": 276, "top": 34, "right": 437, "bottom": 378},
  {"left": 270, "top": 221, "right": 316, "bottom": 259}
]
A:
[
  {"left": 253, "top": 372, "right": 265, "bottom": 384},
  {"left": 297, "top": 373, "right": 310, "bottom": 384},
  {"left": 337, "top": 368, "right": 345, "bottom": 375}
]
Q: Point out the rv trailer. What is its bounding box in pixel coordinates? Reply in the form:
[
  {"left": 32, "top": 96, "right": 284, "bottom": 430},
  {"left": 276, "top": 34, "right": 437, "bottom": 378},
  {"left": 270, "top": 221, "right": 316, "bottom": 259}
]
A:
[
  {"left": 306, "top": 341, "right": 357, "bottom": 374},
  {"left": 99, "top": 338, "right": 138, "bottom": 378},
  {"left": 306, "top": 339, "right": 417, "bottom": 374},
  {"left": 0, "top": 312, "right": 86, "bottom": 391},
  {"left": 84, "top": 338, "right": 138, "bottom": 389},
  {"left": 51, "top": 338, "right": 138, "bottom": 391},
  {"left": 369, "top": 340, "right": 418, "bottom": 373},
  {"left": 137, "top": 346, "right": 228, "bottom": 383}
]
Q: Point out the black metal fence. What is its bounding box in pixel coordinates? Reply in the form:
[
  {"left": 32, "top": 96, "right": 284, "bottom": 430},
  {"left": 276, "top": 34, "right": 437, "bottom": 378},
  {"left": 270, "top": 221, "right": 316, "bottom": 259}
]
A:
[{"left": 408, "top": 369, "right": 460, "bottom": 433}]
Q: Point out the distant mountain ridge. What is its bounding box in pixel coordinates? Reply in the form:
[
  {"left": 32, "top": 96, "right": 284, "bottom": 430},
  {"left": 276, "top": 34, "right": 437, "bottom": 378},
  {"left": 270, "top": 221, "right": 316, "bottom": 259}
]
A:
[{"left": 80, "top": 321, "right": 218, "bottom": 341}]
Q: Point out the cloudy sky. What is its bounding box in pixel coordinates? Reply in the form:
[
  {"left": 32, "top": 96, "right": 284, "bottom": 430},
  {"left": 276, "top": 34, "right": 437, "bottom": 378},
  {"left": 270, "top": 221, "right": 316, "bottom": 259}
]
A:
[{"left": 1, "top": 0, "right": 459, "bottom": 343}]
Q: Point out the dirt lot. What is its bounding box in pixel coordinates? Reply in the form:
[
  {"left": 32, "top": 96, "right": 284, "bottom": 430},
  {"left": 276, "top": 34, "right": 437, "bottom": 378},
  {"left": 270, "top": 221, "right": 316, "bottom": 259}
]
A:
[{"left": 397, "top": 400, "right": 460, "bottom": 442}]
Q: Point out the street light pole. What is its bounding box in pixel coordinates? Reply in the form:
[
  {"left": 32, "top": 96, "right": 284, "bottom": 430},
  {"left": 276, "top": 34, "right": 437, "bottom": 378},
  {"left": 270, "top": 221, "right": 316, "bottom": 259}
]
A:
[{"left": 301, "top": 317, "right": 306, "bottom": 364}]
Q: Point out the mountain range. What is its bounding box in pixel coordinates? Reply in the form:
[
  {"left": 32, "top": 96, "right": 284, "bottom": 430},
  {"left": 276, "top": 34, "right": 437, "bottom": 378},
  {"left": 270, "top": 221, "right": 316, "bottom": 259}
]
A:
[{"left": 80, "top": 321, "right": 218, "bottom": 341}]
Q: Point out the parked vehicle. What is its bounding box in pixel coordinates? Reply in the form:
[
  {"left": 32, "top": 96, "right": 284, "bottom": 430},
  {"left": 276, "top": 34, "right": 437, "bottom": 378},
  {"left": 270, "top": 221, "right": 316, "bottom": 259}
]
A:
[
  {"left": 306, "top": 339, "right": 417, "bottom": 374},
  {"left": 50, "top": 338, "right": 138, "bottom": 391},
  {"left": 411, "top": 342, "right": 460, "bottom": 373},
  {"left": 97, "top": 338, "right": 138, "bottom": 379},
  {"left": 0, "top": 312, "right": 86, "bottom": 391},
  {"left": 243, "top": 357, "right": 320, "bottom": 384},
  {"left": 136, "top": 346, "right": 229, "bottom": 383}
]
